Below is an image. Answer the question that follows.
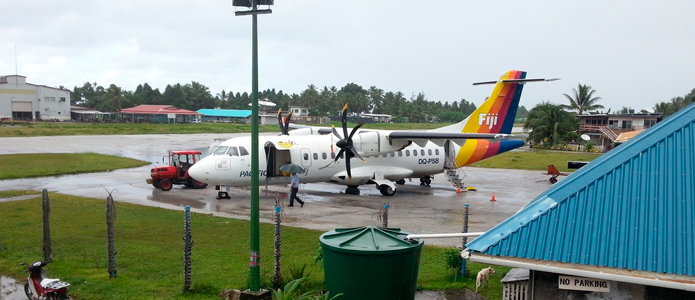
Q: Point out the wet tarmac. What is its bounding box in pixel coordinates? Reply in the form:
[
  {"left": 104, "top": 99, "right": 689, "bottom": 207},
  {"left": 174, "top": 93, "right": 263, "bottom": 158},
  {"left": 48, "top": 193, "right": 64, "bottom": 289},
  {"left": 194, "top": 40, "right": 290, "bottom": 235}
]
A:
[{"left": 0, "top": 134, "right": 553, "bottom": 300}]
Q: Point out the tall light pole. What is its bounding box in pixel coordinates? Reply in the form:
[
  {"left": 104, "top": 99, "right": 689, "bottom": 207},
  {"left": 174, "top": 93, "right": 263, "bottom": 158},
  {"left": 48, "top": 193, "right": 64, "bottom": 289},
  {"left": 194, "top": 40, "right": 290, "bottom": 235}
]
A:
[{"left": 232, "top": 0, "right": 272, "bottom": 297}]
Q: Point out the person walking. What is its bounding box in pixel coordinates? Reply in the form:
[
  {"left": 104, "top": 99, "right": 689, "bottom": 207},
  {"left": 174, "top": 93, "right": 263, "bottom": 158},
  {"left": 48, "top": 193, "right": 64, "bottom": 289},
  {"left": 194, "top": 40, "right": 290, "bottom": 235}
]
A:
[{"left": 288, "top": 172, "right": 304, "bottom": 207}]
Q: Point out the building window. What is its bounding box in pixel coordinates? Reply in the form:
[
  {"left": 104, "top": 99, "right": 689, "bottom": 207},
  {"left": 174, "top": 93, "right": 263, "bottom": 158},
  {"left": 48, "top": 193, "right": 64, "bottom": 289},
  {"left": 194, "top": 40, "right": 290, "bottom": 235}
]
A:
[
  {"left": 622, "top": 120, "right": 632, "bottom": 129},
  {"left": 645, "top": 120, "right": 656, "bottom": 128},
  {"left": 608, "top": 120, "right": 619, "bottom": 129},
  {"left": 59, "top": 97, "right": 66, "bottom": 102}
]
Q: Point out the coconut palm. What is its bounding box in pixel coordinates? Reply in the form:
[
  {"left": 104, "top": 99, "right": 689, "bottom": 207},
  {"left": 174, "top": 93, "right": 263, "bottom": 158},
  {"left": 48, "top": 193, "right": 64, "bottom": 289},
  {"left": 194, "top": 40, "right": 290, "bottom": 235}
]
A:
[
  {"left": 524, "top": 101, "right": 578, "bottom": 146},
  {"left": 561, "top": 84, "right": 604, "bottom": 115}
]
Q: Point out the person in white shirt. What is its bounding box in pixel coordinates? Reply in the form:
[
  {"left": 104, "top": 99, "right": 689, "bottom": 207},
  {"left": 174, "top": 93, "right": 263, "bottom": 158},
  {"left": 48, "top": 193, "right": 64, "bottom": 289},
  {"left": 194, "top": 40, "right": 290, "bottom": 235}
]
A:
[{"left": 289, "top": 173, "right": 304, "bottom": 207}]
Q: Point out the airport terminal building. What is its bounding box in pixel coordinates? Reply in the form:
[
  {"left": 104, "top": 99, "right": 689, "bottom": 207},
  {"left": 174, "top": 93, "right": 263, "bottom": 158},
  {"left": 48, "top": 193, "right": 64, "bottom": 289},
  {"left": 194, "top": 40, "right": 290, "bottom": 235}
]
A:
[{"left": 0, "top": 75, "right": 71, "bottom": 121}]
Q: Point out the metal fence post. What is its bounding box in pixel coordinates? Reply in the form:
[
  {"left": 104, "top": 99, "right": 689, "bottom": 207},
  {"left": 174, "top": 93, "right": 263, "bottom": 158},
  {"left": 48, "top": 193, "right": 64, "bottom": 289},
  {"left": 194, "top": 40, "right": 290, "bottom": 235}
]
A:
[
  {"left": 382, "top": 203, "right": 389, "bottom": 228},
  {"left": 183, "top": 206, "right": 192, "bottom": 292},
  {"left": 106, "top": 194, "right": 117, "bottom": 278},
  {"left": 273, "top": 205, "right": 282, "bottom": 289},
  {"left": 42, "top": 189, "right": 52, "bottom": 262},
  {"left": 461, "top": 203, "right": 469, "bottom": 277}
]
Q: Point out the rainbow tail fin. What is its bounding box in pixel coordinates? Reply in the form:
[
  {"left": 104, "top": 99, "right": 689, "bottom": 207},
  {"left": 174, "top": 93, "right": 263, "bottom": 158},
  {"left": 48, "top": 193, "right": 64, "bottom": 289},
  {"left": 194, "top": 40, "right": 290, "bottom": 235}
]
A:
[
  {"left": 433, "top": 70, "right": 558, "bottom": 134},
  {"left": 433, "top": 70, "right": 558, "bottom": 166}
]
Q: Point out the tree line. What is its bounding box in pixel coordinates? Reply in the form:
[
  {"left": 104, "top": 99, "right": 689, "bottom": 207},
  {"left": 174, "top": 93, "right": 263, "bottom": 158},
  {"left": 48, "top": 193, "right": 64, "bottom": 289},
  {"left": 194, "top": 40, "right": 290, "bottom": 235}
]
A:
[{"left": 70, "top": 81, "right": 482, "bottom": 123}]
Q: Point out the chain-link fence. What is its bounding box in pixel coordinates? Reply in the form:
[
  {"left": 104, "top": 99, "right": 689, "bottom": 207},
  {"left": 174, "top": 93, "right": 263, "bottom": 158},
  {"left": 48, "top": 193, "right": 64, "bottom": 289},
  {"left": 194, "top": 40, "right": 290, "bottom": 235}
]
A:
[{"left": 0, "top": 191, "right": 516, "bottom": 295}]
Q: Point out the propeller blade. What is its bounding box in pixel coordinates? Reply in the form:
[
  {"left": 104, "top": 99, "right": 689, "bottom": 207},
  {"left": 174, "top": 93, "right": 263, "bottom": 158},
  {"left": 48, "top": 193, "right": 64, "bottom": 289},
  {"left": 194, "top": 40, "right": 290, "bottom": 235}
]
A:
[
  {"left": 347, "top": 123, "right": 365, "bottom": 141},
  {"left": 350, "top": 147, "right": 365, "bottom": 162},
  {"left": 345, "top": 156, "right": 352, "bottom": 182},
  {"left": 334, "top": 149, "right": 345, "bottom": 162},
  {"left": 284, "top": 111, "right": 293, "bottom": 135},
  {"left": 277, "top": 109, "right": 284, "bottom": 135},
  {"left": 341, "top": 104, "right": 349, "bottom": 141},
  {"left": 332, "top": 125, "right": 343, "bottom": 140}
]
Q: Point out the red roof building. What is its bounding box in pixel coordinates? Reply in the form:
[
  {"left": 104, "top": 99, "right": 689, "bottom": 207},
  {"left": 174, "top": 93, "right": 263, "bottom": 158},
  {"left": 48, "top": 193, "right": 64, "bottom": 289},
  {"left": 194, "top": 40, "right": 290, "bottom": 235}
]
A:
[{"left": 119, "top": 105, "right": 200, "bottom": 123}]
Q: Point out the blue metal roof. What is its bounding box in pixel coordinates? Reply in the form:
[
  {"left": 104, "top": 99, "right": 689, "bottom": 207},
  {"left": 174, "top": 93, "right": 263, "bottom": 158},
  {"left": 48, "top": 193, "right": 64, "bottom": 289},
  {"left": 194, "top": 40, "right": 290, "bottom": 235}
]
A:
[
  {"left": 467, "top": 102, "right": 695, "bottom": 276},
  {"left": 197, "top": 109, "right": 252, "bottom": 118}
]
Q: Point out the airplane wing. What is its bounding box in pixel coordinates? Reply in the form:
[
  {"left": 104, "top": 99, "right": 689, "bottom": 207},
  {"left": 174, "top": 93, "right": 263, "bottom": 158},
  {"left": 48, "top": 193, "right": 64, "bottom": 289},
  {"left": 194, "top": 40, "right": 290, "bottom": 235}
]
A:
[{"left": 388, "top": 131, "right": 513, "bottom": 147}]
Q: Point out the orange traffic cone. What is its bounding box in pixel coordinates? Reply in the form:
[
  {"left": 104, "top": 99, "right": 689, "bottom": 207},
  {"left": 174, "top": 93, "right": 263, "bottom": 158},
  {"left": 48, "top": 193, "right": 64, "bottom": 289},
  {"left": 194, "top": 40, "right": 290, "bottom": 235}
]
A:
[
  {"left": 490, "top": 192, "right": 496, "bottom": 202},
  {"left": 457, "top": 184, "right": 461, "bottom": 194}
]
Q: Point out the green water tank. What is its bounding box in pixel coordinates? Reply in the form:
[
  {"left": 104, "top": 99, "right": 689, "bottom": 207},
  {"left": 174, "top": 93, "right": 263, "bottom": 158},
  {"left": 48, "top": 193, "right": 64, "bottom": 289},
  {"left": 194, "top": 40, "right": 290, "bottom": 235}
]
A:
[{"left": 320, "top": 226, "right": 424, "bottom": 300}]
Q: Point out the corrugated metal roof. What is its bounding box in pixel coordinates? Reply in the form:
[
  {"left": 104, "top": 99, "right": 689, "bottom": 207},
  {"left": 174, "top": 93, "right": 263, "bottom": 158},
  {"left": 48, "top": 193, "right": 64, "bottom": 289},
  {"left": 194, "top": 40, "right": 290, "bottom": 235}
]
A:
[
  {"left": 467, "top": 102, "right": 695, "bottom": 277},
  {"left": 121, "top": 105, "right": 199, "bottom": 115},
  {"left": 197, "top": 109, "right": 252, "bottom": 118}
]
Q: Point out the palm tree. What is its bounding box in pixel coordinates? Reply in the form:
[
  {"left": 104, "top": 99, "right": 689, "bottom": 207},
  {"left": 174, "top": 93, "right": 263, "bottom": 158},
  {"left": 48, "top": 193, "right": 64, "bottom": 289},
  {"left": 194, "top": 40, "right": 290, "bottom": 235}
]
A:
[
  {"left": 524, "top": 101, "right": 578, "bottom": 146},
  {"left": 561, "top": 84, "right": 604, "bottom": 115}
]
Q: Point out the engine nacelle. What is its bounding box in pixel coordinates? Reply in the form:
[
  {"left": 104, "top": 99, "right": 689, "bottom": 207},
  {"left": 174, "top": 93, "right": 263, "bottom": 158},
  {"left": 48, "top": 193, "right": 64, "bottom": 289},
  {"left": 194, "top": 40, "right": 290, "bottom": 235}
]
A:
[
  {"left": 288, "top": 128, "right": 321, "bottom": 136},
  {"left": 353, "top": 131, "right": 409, "bottom": 156}
]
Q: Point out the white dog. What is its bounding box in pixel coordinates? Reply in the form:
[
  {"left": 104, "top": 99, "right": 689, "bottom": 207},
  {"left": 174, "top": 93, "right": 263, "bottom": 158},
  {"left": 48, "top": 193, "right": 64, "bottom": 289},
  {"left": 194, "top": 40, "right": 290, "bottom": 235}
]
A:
[{"left": 475, "top": 267, "right": 496, "bottom": 293}]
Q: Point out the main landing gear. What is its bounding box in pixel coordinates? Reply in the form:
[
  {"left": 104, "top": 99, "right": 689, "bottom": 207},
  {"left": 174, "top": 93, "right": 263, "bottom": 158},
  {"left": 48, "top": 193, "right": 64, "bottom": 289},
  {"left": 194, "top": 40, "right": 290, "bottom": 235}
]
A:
[
  {"left": 419, "top": 176, "right": 432, "bottom": 186},
  {"left": 216, "top": 186, "right": 231, "bottom": 199},
  {"left": 345, "top": 185, "right": 361, "bottom": 195}
]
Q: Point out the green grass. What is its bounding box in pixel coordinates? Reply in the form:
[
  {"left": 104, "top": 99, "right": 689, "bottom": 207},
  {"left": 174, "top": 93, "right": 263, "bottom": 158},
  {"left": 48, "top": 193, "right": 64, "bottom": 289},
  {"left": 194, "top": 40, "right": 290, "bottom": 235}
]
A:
[
  {"left": 0, "top": 194, "right": 506, "bottom": 300},
  {"left": 0, "top": 122, "right": 453, "bottom": 137},
  {"left": 0, "top": 153, "right": 149, "bottom": 179},
  {"left": 470, "top": 150, "right": 602, "bottom": 172}
]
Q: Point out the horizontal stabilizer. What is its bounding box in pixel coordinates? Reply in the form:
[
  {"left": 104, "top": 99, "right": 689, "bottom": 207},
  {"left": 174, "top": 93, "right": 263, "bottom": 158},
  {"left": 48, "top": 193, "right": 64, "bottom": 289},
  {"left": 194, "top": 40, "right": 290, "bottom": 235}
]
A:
[{"left": 473, "top": 78, "right": 560, "bottom": 85}]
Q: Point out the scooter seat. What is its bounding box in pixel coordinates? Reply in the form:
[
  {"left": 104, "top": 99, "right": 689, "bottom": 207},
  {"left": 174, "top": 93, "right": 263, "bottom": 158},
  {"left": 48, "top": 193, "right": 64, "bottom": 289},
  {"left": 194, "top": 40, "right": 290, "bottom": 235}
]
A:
[{"left": 41, "top": 278, "right": 59, "bottom": 287}]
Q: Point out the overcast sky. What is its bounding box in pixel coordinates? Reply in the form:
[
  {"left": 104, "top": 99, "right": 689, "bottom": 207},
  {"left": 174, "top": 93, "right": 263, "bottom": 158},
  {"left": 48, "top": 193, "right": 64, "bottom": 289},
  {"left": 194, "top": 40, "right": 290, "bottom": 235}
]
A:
[{"left": 2, "top": 1, "right": 694, "bottom": 112}]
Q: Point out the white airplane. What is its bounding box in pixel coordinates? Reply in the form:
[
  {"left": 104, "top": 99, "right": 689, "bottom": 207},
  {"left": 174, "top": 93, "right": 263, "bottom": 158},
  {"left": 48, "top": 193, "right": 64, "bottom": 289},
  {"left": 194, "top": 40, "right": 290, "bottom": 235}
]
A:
[{"left": 188, "top": 70, "right": 558, "bottom": 198}]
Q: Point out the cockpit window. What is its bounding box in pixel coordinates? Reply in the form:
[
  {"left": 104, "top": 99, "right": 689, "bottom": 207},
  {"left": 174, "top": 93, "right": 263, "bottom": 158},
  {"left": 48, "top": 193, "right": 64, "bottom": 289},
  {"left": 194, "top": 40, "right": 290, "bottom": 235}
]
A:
[
  {"left": 213, "top": 146, "right": 229, "bottom": 155},
  {"left": 239, "top": 146, "right": 249, "bottom": 156},
  {"left": 227, "top": 147, "right": 239, "bottom": 156}
]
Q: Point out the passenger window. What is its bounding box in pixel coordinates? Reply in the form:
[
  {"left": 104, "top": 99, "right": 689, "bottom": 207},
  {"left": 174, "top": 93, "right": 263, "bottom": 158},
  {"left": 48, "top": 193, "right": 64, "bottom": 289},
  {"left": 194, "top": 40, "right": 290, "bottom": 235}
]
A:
[
  {"left": 413, "top": 150, "right": 417, "bottom": 157},
  {"left": 239, "top": 146, "right": 249, "bottom": 156},
  {"left": 421, "top": 150, "right": 425, "bottom": 156},
  {"left": 313, "top": 153, "right": 318, "bottom": 160},
  {"left": 322, "top": 153, "right": 327, "bottom": 160},
  {"left": 428, "top": 149, "right": 432, "bottom": 156},
  {"left": 405, "top": 150, "right": 410, "bottom": 156},
  {"left": 339, "top": 152, "right": 344, "bottom": 159},
  {"left": 398, "top": 151, "right": 403, "bottom": 157},
  {"left": 383, "top": 153, "right": 387, "bottom": 157},
  {"left": 303, "top": 153, "right": 309, "bottom": 160},
  {"left": 435, "top": 149, "right": 440, "bottom": 155},
  {"left": 213, "top": 146, "right": 229, "bottom": 155},
  {"left": 390, "top": 152, "right": 395, "bottom": 157},
  {"left": 227, "top": 147, "right": 239, "bottom": 156},
  {"left": 331, "top": 152, "right": 336, "bottom": 159}
]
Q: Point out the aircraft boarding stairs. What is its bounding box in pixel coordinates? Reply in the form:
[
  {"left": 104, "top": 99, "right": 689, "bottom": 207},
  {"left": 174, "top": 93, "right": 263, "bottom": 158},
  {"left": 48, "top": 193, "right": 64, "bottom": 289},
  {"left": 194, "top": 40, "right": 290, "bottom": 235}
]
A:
[{"left": 444, "top": 158, "right": 466, "bottom": 189}]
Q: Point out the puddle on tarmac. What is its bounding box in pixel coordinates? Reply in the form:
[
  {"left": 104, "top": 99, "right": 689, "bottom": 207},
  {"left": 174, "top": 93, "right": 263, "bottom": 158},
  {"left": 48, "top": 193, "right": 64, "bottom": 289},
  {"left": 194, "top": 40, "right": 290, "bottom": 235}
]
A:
[{"left": 0, "top": 276, "right": 25, "bottom": 300}]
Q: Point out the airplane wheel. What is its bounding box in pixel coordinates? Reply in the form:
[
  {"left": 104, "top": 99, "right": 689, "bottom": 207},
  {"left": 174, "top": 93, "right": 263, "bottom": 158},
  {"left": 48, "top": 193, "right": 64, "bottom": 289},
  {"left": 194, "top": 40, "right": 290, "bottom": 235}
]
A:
[
  {"left": 160, "top": 179, "right": 173, "bottom": 191},
  {"left": 550, "top": 177, "right": 558, "bottom": 184},
  {"left": 379, "top": 185, "right": 396, "bottom": 196},
  {"left": 396, "top": 179, "right": 406, "bottom": 185},
  {"left": 216, "top": 192, "right": 230, "bottom": 199},
  {"left": 192, "top": 180, "right": 208, "bottom": 189},
  {"left": 345, "top": 186, "right": 360, "bottom": 195},
  {"left": 424, "top": 178, "right": 432, "bottom": 186}
]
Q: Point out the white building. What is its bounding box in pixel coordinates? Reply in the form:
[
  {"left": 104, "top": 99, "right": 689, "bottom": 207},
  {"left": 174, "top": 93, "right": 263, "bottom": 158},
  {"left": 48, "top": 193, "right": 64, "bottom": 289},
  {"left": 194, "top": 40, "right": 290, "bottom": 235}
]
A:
[{"left": 0, "top": 75, "right": 71, "bottom": 121}]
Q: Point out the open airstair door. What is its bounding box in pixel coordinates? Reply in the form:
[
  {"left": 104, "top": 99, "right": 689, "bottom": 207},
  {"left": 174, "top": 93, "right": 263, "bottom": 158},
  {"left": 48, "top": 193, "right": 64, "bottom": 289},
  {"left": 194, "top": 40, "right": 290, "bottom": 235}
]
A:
[
  {"left": 443, "top": 140, "right": 458, "bottom": 169},
  {"left": 264, "top": 141, "right": 292, "bottom": 179}
]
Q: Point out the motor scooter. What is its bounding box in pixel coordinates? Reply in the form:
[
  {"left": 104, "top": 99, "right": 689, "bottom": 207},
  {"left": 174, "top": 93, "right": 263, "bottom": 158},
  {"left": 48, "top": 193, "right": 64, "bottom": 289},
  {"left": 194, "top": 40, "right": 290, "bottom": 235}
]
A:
[{"left": 18, "top": 261, "right": 71, "bottom": 300}]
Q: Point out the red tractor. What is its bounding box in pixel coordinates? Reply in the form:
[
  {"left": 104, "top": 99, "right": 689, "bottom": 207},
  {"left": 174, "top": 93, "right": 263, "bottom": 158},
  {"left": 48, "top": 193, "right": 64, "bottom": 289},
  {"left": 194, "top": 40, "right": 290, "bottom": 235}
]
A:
[{"left": 147, "top": 150, "right": 208, "bottom": 191}]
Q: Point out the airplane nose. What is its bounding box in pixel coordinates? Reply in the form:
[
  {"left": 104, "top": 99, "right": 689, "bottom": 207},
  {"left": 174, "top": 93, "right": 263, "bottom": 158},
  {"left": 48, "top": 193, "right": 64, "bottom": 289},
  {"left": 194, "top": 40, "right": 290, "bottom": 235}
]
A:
[{"left": 188, "top": 160, "right": 207, "bottom": 182}]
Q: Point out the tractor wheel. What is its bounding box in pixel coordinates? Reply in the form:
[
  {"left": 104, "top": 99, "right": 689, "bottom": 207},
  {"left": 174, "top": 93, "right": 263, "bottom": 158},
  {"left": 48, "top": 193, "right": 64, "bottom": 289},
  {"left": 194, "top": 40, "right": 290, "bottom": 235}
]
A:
[
  {"left": 160, "top": 179, "right": 173, "bottom": 191},
  {"left": 191, "top": 180, "right": 208, "bottom": 189},
  {"left": 151, "top": 180, "right": 161, "bottom": 188}
]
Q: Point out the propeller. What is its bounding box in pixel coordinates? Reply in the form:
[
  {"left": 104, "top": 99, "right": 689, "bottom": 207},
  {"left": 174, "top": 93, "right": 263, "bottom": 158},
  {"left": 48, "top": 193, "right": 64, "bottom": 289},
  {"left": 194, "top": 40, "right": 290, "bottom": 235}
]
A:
[
  {"left": 277, "top": 109, "right": 293, "bottom": 135},
  {"left": 320, "top": 104, "right": 365, "bottom": 181}
]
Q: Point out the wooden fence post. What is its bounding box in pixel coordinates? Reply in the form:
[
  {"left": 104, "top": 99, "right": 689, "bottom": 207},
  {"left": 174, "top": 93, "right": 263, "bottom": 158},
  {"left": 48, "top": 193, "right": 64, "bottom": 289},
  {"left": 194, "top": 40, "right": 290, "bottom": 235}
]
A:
[
  {"left": 107, "top": 193, "right": 117, "bottom": 278},
  {"left": 42, "top": 189, "right": 52, "bottom": 262},
  {"left": 183, "top": 206, "right": 192, "bottom": 292}
]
